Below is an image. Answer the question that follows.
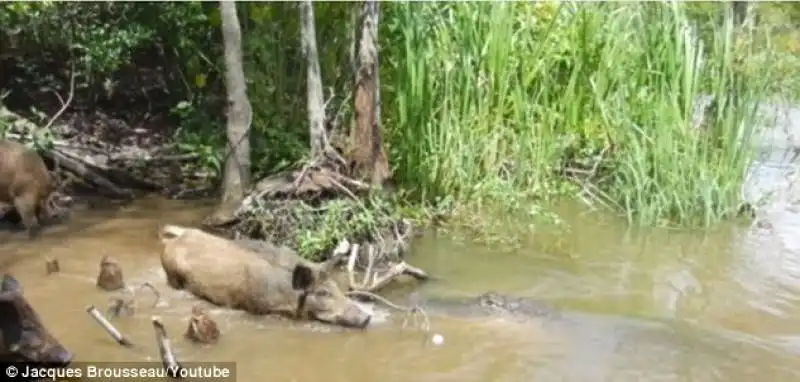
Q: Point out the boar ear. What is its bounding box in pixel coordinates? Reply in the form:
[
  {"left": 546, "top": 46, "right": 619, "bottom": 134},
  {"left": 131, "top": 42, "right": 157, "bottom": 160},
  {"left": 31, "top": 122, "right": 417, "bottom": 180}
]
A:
[
  {"left": 0, "top": 275, "right": 22, "bottom": 300},
  {"left": 291, "top": 264, "right": 316, "bottom": 291}
]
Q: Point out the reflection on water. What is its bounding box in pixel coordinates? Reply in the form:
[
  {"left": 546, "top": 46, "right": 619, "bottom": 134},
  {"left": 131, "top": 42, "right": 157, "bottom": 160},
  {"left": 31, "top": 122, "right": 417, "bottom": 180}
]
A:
[{"left": 2, "top": 106, "right": 800, "bottom": 381}]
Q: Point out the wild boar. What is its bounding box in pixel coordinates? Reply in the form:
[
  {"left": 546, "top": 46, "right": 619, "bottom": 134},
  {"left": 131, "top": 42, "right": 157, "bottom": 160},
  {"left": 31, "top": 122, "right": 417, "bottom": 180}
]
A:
[
  {"left": 0, "top": 139, "right": 69, "bottom": 238},
  {"left": 0, "top": 274, "right": 73, "bottom": 366},
  {"left": 158, "top": 225, "right": 372, "bottom": 328}
]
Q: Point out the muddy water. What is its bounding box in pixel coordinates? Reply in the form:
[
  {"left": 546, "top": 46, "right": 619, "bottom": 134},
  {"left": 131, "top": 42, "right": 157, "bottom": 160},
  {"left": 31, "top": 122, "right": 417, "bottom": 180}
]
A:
[{"left": 3, "top": 105, "right": 800, "bottom": 381}]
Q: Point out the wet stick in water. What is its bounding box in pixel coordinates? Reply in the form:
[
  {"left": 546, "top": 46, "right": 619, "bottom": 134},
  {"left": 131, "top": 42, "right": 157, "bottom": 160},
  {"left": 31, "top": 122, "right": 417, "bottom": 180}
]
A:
[
  {"left": 86, "top": 305, "right": 133, "bottom": 347},
  {"left": 107, "top": 282, "right": 164, "bottom": 318},
  {"left": 152, "top": 316, "right": 184, "bottom": 379},
  {"left": 185, "top": 305, "right": 220, "bottom": 344},
  {"left": 346, "top": 290, "right": 432, "bottom": 332},
  {"left": 96, "top": 255, "right": 125, "bottom": 291},
  {"left": 45, "top": 257, "right": 59, "bottom": 275}
]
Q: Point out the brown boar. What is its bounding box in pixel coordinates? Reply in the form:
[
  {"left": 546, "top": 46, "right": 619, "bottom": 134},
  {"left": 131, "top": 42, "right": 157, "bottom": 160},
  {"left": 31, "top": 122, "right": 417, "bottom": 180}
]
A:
[
  {"left": 158, "top": 225, "right": 371, "bottom": 328},
  {"left": 0, "top": 139, "right": 67, "bottom": 238},
  {"left": 0, "top": 274, "right": 73, "bottom": 366}
]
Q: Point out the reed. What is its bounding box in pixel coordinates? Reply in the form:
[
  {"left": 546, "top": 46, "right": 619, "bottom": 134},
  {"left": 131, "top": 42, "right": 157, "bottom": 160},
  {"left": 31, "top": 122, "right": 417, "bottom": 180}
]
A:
[{"left": 382, "top": 1, "right": 776, "bottom": 227}]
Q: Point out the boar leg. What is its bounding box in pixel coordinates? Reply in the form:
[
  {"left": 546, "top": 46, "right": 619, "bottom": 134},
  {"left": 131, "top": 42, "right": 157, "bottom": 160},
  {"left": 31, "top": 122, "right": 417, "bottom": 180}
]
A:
[
  {"left": 13, "top": 194, "right": 40, "bottom": 239},
  {"left": 164, "top": 268, "right": 186, "bottom": 290}
]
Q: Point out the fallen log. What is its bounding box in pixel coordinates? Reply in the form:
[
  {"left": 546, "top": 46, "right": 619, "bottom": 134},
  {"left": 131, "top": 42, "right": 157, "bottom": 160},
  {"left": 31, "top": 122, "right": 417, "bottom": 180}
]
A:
[{"left": 44, "top": 150, "right": 133, "bottom": 199}]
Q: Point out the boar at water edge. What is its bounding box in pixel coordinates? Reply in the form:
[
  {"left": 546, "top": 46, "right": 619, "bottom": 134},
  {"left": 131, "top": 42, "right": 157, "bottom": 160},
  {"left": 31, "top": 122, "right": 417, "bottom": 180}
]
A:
[{"left": 158, "top": 224, "right": 371, "bottom": 328}]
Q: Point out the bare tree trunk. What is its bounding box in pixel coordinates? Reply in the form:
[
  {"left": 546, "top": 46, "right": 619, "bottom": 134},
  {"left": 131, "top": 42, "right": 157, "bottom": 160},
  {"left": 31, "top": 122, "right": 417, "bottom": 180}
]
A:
[
  {"left": 210, "top": 1, "right": 252, "bottom": 224},
  {"left": 300, "top": 0, "right": 328, "bottom": 159},
  {"left": 731, "top": 2, "right": 748, "bottom": 26},
  {"left": 348, "top": 0, "right": 389, "bottom": 186}
]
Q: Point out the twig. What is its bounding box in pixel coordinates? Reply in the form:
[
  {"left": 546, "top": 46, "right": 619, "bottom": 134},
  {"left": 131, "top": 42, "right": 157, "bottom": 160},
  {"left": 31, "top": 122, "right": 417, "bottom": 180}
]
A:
[
  {"left": 345, "top": 290, "right": 430, "bottom": 332},
  {"left": 362, "top": 261, "right": 408, "bottom": 292},
  {"left": 292, "top": 162, "right": 315, "bottom": 189},
  {"left": 346, "top": 243, "right": 362, "bottom": 288},
  {"left": 138, "top": 282, "right": 163, "bottom": 308},
  {"left": 42, "top": 61, "right": 76, "bottom": 132},
  {"left": 326, "top": 171, "right": 361, "bottom": 201},
  {"left": 346, "top": 290, "right": 411, "bottom": 311}
]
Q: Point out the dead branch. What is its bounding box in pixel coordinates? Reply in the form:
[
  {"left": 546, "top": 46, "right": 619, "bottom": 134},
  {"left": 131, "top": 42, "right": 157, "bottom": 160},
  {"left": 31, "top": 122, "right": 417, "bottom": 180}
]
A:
[
  {"left": 42, "top": 61, "right": 76, "bottom": 132},
  {"left": 106, "top": 281, "right": 164, "bottom": 318},
  {"left": 138, "top": 282, "right": 162, "bottom": 307},
  {"left": 341, "top": 238, "right": 429, "bottom": 294},
  {"left": 346, "top": 290, "right": 430, "bottom": 332}
]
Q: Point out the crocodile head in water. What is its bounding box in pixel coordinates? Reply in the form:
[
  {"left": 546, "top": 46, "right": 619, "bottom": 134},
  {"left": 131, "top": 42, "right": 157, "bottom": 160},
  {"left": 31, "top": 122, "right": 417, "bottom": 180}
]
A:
[
  {"left": 475, "top": 292, "right": 561, "bottom": 318},
  {"left": 424, "top": 291, "right": 561, "bottom": 320}
]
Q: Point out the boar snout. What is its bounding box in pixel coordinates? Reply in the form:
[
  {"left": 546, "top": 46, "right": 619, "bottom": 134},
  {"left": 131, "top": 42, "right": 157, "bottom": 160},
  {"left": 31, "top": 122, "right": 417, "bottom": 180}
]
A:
[{"left": 337, "top": 304, "right": 372, "bottom": 329}]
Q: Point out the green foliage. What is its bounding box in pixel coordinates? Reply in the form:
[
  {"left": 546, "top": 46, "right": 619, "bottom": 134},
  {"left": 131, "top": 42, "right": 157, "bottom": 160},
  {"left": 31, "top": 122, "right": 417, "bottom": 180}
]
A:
[
  {"left": 1, "top": 1, "right": 798, "bottom": 250},
  {"left": 0, "top": 1, "right": 224, "bottom": 172},
  {"left": 381, "top": 1, "right": 777, "bottom": 228},
  {"left": 239, "top": 3, "right": 357, "bottom": 179},
  {"left": 294, "top": 193, "right": 412, "bottom": 261}
]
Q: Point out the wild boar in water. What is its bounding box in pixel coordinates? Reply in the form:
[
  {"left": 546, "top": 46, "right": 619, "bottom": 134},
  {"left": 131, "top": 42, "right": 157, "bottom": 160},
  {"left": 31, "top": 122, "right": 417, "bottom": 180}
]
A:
[
  {"left": 158, "top": 225, "right": 372, "bottom": 328},
  {"left": 0, "top": 139, "right": 71, "bottom": 238},
  {"left": 0, "top": 274, "right": 73, "bottom": 366}
]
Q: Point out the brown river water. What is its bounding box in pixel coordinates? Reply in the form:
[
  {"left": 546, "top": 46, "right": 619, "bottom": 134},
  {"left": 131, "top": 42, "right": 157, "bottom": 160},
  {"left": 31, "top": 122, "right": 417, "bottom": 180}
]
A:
[{"left": 2, "top": 104, "right": 800, "bottom": 381}]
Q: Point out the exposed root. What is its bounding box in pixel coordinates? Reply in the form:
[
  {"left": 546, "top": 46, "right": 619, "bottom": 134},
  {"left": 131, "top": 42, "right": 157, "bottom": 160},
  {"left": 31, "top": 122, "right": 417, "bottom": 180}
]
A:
[
  {"left": 138, "top": 282, "right": 163, "bottom": 307},
  {"left": 106, "top": 282, "right": 163, "bottom": 318}
]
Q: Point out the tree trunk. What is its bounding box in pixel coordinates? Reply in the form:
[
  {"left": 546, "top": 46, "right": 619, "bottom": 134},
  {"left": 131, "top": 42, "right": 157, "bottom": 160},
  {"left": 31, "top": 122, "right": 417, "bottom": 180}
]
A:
[
  {"left": 210, "top": 1, "right": 251, "bottom": 225},
  {"left": 731, "top": 2, "right": 748, "bottom": 26},
  {"left": 348, "top": 0, "right": 389, "bottom": 186},
  {"left": 299, "top": 0, "right": 328, "bottom": 159}
]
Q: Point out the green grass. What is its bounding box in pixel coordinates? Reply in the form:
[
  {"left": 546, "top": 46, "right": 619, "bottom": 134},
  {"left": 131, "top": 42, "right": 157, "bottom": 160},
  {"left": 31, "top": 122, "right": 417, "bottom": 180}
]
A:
[{"left": 381, "top": 1, "right": 778, "bottom": 228}]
